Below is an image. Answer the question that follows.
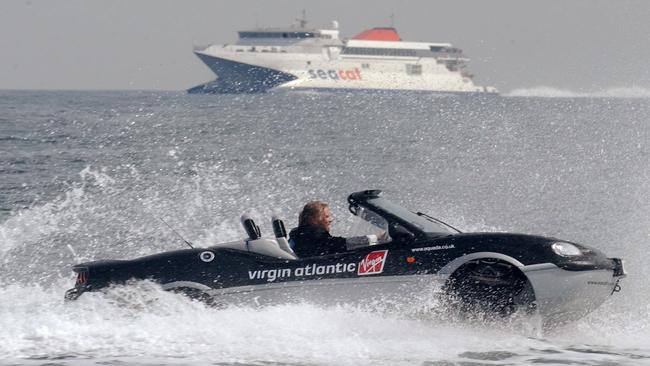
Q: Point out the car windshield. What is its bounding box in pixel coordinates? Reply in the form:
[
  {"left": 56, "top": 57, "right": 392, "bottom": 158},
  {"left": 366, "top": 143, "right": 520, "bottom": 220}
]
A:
[
  {"left": 348, "top": 206, "right": 391, "bottom": 244},
  {"left": 368, "top": 197, "right": 459, "bottom": 234}
]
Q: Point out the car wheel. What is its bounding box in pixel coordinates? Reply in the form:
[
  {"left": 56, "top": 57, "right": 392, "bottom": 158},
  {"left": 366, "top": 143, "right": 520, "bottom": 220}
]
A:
[{"left": 445, "top": 258, "right": 536, "bottom": 318}]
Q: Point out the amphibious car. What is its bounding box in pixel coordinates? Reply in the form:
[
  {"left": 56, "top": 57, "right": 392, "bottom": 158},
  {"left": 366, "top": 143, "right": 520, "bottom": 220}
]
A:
[{"left": 65, "top": 190, "right": 625, "bottom": 327}]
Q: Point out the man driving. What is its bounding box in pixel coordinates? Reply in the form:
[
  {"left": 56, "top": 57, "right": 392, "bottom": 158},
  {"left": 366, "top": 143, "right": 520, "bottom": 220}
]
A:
[{"left": 288, "top": 201, "right": 347, "bottom": 257}]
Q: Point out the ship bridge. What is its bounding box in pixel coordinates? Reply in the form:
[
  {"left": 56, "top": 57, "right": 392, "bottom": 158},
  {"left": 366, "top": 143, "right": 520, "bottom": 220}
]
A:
[{"left": 234, "top": 24, "right": 341, "bottom": 47}]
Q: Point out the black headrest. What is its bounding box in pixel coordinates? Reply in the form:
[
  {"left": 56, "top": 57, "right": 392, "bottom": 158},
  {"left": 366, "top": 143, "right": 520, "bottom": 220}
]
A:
[
  {"left": 240, "top": 214, "right": 261, "bottom": 240},
  {"left": 271, "top": 216, "right": 287, "bottom": 238}
]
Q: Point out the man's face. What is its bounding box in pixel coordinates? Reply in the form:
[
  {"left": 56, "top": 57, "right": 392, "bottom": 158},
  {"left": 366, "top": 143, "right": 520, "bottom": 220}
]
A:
[{"left": 315, "top": 207, "right": 332, "bottom": 231}]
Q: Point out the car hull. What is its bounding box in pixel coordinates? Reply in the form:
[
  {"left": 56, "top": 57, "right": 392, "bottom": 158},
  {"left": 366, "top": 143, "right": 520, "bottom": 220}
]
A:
[
  {"left": 523, "top": 263, "right": 622, "bottom": 326},
  {"left": 66, "top": 246, "right": 623, "bottom": 329}
]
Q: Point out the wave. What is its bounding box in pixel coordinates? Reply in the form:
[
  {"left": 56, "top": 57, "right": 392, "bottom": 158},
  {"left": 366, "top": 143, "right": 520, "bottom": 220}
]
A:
[
  {"left": 505, "top": 86, "right": 650, "bottom": 99},
  {"left": 1, "top": 280, "right": 648, "bottom": 365}
]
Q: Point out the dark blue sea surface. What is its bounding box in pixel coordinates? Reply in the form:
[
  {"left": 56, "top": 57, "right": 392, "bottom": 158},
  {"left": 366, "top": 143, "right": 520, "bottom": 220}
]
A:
[{"left": 0, "top": 90, "right": 649, "bottom": 365}]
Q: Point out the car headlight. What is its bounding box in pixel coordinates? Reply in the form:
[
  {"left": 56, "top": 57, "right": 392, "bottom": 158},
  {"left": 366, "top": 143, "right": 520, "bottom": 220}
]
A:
[{"left": 551, "top": 242, "right": 582, "bottom": 257}]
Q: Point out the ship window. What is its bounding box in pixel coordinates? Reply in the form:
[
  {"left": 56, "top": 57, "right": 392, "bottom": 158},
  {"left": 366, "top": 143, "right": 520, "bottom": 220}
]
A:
[
  {"left": 361, "top": 63, "right": 370, "bottom": 69},
  {"left": 444, "top": 60, "right": 459, "bottom": 71},
  {"left": 239, "top": 31, "right": 315, "bottom": 39},
  {"left": 342, "top": 47, "right": 417, "bottom": 57},
  {"left": 430, "top": 46, "right": 446, "bottom": 52},
  {"left": 406, "top": 64, "right": 422, "bottom": 75}
]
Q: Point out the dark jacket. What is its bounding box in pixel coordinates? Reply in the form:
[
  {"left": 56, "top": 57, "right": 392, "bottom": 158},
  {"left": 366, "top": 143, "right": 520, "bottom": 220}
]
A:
[{"left": 288, "top": 225, "right": 347, "bottom": 258}]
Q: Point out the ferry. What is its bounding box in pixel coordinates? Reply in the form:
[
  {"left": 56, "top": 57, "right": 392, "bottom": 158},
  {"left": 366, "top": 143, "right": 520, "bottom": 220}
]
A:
[{"left": 189, "top": 19, "right": 497, "bottom": 94}]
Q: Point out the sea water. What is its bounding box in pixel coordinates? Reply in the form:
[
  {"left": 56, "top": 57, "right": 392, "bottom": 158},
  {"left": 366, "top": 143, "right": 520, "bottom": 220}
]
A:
[{"left": 1, "top": 89, "right": 649, "bottom": 365}]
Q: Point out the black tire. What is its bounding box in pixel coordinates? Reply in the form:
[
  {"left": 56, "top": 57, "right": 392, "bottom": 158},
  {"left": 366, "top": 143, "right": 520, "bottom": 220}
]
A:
[
  {"left": 445, "top": 259, "right": 536, "bottom": 318},
  {"left": 168, "top": 287, "right": 221, "bottom": 307}
]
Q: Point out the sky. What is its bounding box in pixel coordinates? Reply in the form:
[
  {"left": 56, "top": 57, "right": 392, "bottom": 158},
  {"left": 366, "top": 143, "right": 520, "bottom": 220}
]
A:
[{"left": 1, "top": 0, "right": 649, "bottom": 92}]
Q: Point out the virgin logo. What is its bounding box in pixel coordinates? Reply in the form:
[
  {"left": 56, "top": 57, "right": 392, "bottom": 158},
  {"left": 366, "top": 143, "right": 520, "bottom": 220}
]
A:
[{"left": 358, "top": 250, "right": 388, "bottom": 275}]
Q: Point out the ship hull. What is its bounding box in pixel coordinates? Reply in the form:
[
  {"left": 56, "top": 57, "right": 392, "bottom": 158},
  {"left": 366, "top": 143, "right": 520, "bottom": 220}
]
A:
[{"left": 190, "top": 52, "right": 297, "bottom": 93}]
